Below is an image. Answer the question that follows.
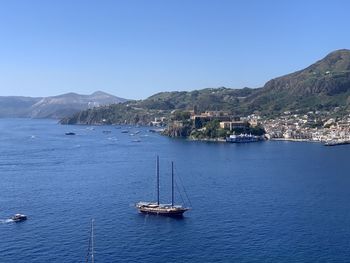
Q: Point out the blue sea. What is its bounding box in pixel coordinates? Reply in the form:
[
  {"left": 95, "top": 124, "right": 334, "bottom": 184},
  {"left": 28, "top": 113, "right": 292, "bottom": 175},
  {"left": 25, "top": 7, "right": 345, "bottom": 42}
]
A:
[{"left": 1, "top": 118, "right": 350, "bottom": 262}]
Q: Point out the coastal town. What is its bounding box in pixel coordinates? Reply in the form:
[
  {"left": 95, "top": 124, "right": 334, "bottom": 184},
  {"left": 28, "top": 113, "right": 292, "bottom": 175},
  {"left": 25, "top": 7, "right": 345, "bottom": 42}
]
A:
[
  {"left": 261, "top": 109, "right": 350, "bottom": 145},
  {"left": 156, "top": 108, "right": 350, "bottom": 145}
]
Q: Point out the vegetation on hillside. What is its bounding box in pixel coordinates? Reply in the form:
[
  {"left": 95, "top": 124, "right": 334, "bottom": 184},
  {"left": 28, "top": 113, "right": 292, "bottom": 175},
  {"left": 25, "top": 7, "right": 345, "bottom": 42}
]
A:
[
  {"left": 61, "top": 49, "right": 350, "bottom": 125},
  {"left": 162, "top": 112, "right": 266, "bottom": 140}
]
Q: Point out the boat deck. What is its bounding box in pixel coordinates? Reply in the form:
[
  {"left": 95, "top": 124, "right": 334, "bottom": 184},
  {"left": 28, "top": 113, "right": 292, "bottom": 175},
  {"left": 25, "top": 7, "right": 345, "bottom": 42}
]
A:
[{"left": 136, "top": 202, "right": 189, "bottom": 217}]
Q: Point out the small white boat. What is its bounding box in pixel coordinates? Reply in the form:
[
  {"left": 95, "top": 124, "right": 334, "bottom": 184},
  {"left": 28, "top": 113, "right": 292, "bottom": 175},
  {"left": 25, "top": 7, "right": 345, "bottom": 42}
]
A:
[{"left": 11, "top": 214, "right": 27, "bottom": 222}]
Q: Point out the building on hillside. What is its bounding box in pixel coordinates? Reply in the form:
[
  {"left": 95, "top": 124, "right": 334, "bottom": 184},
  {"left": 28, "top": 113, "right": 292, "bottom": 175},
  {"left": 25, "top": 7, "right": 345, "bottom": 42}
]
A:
[
  {"left": 192, "top": 115, "right": 231, "bottom": 129},
  {"left": 190, "top": 111, "right": 231, "bottom": 120},
  {"left": 171, "top": 120, "right": 184, "bottom": 128},
  {"left": 219, "top": 121, "right": 249, "bottom": 131},
  {"left": 248, "top": 119, "right": 259, "bottom": 127},
  {"left": 150, "top": 117, "right": 166, "bottom": 127}
]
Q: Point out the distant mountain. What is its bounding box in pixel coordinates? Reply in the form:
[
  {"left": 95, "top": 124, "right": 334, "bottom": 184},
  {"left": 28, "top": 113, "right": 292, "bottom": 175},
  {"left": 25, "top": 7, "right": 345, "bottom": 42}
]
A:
[
  {"left": 61, "top": 49, "right": 350, "bottom": 125},
  {"left": 0, "top": 96, "right": 41, "bottom": 118},
  {"left": 59, "top": 87, "right": 256, "bottom": 125},
  {"left": 0, "top": 91, "right": 127, "bottom": 118}
]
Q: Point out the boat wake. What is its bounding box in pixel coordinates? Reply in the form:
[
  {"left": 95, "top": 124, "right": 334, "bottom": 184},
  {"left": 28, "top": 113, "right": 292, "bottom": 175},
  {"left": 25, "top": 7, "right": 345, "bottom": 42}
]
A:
[{"left": 0, "top": 219, "right": 14, "bottom": 224}]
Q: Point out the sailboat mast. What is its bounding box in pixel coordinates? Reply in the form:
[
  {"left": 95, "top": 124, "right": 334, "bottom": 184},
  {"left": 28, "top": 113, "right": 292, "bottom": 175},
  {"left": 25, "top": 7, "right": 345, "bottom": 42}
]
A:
[
  {"left": 91, "top": 219, "right": 94, "bottom": 263},
  {"left": 171, "top": 161, "right": 174, "bottom": 207},
  {"left": 157, "top": 156, "right": 160, "bottom": 205}
]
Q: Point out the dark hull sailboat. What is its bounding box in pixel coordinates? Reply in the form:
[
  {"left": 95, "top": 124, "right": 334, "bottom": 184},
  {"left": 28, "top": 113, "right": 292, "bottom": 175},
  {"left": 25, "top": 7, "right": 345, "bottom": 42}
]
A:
[
  {"left": 136, "top": 203, "right": 188, "bottom": 217},
  {"left": 136, "top": 157, "right": 189, "bottom": 217}
]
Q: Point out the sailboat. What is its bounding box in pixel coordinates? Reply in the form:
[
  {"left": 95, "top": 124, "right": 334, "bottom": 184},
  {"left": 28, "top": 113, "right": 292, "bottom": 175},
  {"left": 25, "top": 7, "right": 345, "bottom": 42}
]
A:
[{"left": 135, "top": 156, "right": 190, "bottom": 217}]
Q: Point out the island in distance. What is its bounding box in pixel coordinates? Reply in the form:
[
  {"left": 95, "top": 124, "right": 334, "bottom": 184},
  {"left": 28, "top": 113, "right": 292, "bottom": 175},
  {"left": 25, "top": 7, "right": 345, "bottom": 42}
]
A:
[
  {"left": 59, "top": 49, "right": 350, "bottom": 144},
  {"left": 0, "top": 91, "right": 127, "bottom": 119},
  {"left": 61, "top": 49, "right": 350, "bottom": 126}
]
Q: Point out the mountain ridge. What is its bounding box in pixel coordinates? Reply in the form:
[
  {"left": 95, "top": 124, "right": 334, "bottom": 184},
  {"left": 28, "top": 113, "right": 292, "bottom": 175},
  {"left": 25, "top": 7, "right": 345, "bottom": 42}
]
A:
[
  {"left": 243, "top": 49, "right": 350, "bottom": 114},
  {"left": 60, "top": 49, "right": 350, "bottom": 125},
  {"left": 0, "top": 91, "right": 127, "bottom": 119}
]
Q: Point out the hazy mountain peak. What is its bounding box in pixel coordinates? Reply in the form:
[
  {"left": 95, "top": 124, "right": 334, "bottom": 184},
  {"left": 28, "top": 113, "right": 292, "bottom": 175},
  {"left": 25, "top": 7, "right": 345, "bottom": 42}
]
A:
[
  {"left": 91, "top": 91, "right": 110, "bottom": 96},
  {"left": 0, "top": 91, "right": 127, "bottom": 119}
]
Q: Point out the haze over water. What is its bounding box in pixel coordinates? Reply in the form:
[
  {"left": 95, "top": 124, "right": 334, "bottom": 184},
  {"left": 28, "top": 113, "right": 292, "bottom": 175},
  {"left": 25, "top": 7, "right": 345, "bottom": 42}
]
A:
[{"left": 1, "top": 119, "right": 350, "bottom": 262}]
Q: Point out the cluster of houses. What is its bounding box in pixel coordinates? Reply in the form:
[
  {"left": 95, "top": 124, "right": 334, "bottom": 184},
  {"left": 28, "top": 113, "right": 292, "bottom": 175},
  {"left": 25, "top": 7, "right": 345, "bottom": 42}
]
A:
[
  {"left": 153, "top": 109, "right": 258, "bottom": 131},
  {"left": 190, "top": 111, "right": 249, "bottom": 130},
  {"left": 151, "top": 107, "right": 350, "bottom": 144},
  {"left": 262, "top": 111, "right": 350, "bottom": 142},
  {"left": 150, "top": 117, "right": 167, "bottom": 127}
]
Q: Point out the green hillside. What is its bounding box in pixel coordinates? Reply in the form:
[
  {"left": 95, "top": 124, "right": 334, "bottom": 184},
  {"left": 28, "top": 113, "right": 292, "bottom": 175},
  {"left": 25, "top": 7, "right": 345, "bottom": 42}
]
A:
[
  {"left": 244, "top": 49, "right": 350, "bottom": 115},
  {"left": 61, "top": 49, "right": 350, "bottom": 125},
  {"left": 60, "top": 87, "right": 256, "bottom": 125}
]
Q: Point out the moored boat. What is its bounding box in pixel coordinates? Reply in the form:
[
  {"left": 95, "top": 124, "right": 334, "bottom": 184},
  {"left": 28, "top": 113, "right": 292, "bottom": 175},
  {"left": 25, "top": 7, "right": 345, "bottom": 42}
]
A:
[
  {"left": 226, "top": 133, "right": 260, "bottom": 143},
  {"left": 324, "top": 140, "right": 350, "bottom": 146},
  {"left": 136, "top": 202, "right": 188, "bottom": 216},
  {"left": 135, "top": 156, "right": 190, "bottom": 217}
]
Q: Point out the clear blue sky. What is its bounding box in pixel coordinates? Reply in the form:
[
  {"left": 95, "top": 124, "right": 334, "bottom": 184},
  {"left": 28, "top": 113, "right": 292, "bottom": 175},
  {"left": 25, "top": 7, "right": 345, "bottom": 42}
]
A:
[{"left": 0, "top": 0, "right": 349, "bottom": 99}]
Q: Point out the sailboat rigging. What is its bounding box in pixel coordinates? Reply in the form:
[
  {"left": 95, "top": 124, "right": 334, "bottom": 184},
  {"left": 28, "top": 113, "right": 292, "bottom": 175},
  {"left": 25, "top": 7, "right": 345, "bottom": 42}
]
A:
[{"left": 135, "top": 156, "right": 190, "bottom": 217}]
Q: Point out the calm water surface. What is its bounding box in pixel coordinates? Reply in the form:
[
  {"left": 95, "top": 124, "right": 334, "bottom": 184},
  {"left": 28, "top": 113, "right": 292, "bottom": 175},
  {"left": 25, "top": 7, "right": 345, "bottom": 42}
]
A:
[{"left": 1, "top": 118, "right": 350, "bottom": 262}]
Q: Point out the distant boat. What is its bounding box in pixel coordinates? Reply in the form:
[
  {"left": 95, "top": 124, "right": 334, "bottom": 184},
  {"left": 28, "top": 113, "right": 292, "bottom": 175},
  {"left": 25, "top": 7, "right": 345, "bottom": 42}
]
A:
[
  {"left": 135, "top": 156, "right": 190, "bottom": 217},
  {"left": 226, "top": 134, "right": 260, "bottom": 143},
  {"left": 11, "top": 214, "right": 27, "bottom": 222},
  {"left": 149, "top": 128, "right": 164, "bottom": 133},
  {"left": 121, "top": 130, "right": 129, "bottom": 133},
  {"left": 324, "top": 140, "right": 350, "bottom": 146},
  {"left": 65, "top": 132, "right": 76, "bottom": 136}
]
